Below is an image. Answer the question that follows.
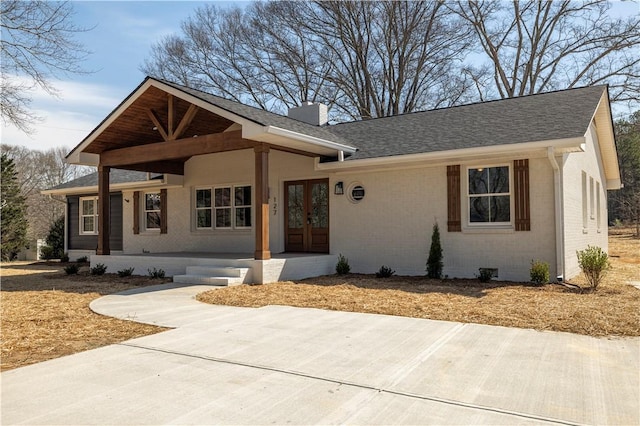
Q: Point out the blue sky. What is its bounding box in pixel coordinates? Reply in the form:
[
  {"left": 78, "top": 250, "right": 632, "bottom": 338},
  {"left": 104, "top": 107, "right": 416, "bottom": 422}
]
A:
[{"left": 1, "top": 0, "right": 638, "bottom": 152}]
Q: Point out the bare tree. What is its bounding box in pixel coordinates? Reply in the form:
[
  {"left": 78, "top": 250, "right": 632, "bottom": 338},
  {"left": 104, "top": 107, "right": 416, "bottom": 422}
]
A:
[
  {"left": 1, "top": 144, "right": 91, "bottom": 239},
  {"left": 1, "top": 0, "right": 90, "bottom": 133},
  {"left": 449, "top": 0, "right": 640, "bottom": 104},
  {"left": 142, "top": 1, "right": 474, "bottom": 121}
]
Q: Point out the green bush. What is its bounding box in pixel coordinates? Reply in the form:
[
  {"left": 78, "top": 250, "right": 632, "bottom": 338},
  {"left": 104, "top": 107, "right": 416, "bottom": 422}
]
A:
[
  {"left": 60, "top": 252, "right": 70, "bottom": 263},
  {"left": 64, "top": 264, "right": 79, "bottom": 275},
  {"left": 76, "top": 256, "right": 88, "bottom": 263},
  {"left": 477, "top": 268, "right": 494, "bottom": 283},
  {"left": 577, "top": 246, "right": 610, "bottom": 291},
  {"left": 426, "top": 222, "right": 443, "bottom": 279},
  {"left": 39, "top": 245, "right": 56, "bottom": 260},
  {"left": 376, "top": 265, "right": 395, "bottom": 278},
  {"left": 336, "top": 254, "right": 350, "bottom": 275},
  {"left": 90, "top": 263, "right": 107, "bottom": 275},
  {"left": 148, "top": 267, "right": 166, "bottom": 279},
  {"left": 45, "top": 216, "right": 65, "bottom": 259},
  {"left": 117, "top": 267, "right": 135, "bottom": 277},
  {"left": 530, "top": 260, "right": 550, "bottom": 285}
]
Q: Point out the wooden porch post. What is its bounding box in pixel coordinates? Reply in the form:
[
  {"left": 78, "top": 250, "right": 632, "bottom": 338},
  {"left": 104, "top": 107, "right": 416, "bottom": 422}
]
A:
[
  {"left": 254, "top": 145, "right": 271, "bottom": 260},
  {"left": 96, "top": 165, "right": 110, "bottom": 255}
]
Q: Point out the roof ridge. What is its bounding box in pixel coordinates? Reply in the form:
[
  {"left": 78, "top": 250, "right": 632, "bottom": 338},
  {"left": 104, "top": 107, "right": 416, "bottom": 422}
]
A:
[{"left": 330, "top": 84, "right": 607, "bottom": 127}]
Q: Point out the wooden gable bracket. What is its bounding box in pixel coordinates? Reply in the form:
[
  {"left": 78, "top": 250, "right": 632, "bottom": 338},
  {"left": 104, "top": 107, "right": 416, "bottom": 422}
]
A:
[{"left": 147, "top": 94, "right": 200, "bottom": 142}]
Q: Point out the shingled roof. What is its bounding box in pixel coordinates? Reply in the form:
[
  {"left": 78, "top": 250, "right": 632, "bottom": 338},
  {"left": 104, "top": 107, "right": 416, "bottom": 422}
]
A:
[
  {"left": 327, "top": 85, "right": 607, "bottom": 160},
  {"left": 48, "top": 169, "right": 155, "bottom": 191},
  {"left": 157, "top": 78, "right": 350, "bottom": 146}
]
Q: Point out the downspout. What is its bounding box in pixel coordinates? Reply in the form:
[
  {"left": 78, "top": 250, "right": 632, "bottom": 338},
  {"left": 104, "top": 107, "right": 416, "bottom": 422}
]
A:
[{"left": 547, "top": 147, "right": 564, "bottom": 282}]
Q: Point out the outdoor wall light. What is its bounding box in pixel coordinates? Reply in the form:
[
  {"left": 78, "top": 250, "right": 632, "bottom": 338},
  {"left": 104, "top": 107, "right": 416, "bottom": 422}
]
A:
[{"left": 334, "top": 181, "right": 344, "bottom": 195}]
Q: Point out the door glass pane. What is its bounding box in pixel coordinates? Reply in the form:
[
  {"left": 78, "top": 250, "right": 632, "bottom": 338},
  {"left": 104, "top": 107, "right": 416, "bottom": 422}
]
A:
[
  {"left": 311, "top": 183, "right": 328, "bottom": 228},
  {"left": 288, "top": 184, "right": 303, "bottom": 229}
]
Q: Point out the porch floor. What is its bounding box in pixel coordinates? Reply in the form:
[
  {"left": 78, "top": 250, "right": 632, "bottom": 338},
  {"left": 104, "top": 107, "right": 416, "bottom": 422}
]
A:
[{"left": 91, "top": 252, "right": 337, "bottom": 284}]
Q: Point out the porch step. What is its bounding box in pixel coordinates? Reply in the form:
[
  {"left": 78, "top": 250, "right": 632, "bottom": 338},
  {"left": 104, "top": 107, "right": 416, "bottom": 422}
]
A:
[{"left": 172, "top": 266, "right": 249, "bottom": 286}]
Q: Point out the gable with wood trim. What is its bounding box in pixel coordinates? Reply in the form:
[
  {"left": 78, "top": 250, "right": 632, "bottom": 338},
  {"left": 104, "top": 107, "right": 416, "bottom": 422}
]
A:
[{"left": 44, "top": 78, "right": 620, "bottom": 283}]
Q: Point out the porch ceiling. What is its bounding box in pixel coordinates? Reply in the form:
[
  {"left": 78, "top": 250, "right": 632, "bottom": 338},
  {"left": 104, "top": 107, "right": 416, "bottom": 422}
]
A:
[{"left": 84, "top": 86, "right": 235, "bottom": 155}]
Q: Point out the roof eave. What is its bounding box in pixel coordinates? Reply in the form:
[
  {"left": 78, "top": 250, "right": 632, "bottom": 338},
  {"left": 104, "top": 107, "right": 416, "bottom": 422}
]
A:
[
  {"left": 589, "top": 88, "right": 621, "bottom": 190},
  {"left": 315, "top": 137, "right": 585, "bottom": 172}
]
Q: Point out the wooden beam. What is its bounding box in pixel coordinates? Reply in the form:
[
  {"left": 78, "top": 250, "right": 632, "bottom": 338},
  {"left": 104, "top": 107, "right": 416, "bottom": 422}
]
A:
[
  {"left": 96, "top": 165, "right": 110, "bottom": 255},
  {"left": 167, "top": 94, "right": 175, "bottom": 140},
  {"left": 122, "top": 161, "right": 185, "bottom": 175},
  {"left": 173, "top": 104, "right": 199, "bottom": 140},
  {"left": 147, "top": 109, "right": 169, "bottom": 141},
  {"left": 100, "top": 130, "right": 257, "bottom": 167},
  {"left": 254, "top": 144, "right": 271, "bottom": 260}
]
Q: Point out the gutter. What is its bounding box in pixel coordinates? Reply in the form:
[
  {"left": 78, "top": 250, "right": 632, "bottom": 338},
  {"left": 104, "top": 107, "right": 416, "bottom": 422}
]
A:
[
  {"left": 264, "top": 126, "right": 358, "bottom": 154},
  {"left": 547, "top": 147, "right": 565, "bottom": 282}
]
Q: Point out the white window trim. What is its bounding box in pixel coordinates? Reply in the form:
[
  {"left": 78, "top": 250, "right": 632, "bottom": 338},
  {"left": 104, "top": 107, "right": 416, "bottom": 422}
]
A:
[
  {"left": 463, "top": 164, "right": 514, "bottom": 229},
  {"left": 79, "top": 196, "right": 98, "bottom": 235},
  {"left": 193, "top": 184, "right": 252, "bottom": 231},
  {"left": 589, "top": 177, "right": 595, "bottom": 220},
  {"left": 143, "top": 191, "right": 161, "bottom": 232}
]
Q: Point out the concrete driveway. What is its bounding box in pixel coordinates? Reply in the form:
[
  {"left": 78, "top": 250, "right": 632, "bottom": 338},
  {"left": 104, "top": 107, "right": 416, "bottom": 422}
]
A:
[{"left": 2, "top": 283, "right": 638, "bottom": 425}]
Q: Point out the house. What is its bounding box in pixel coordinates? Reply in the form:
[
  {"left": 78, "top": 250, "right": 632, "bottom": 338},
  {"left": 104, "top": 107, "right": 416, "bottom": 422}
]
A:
[{"left": 43, "top": 77, "right": 620, "bottom": 284}]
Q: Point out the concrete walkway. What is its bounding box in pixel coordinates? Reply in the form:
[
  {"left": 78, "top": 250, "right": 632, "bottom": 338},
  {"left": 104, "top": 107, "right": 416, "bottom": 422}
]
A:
[{"left": 2, "top": 283, "right": 639, "bottom": 425}]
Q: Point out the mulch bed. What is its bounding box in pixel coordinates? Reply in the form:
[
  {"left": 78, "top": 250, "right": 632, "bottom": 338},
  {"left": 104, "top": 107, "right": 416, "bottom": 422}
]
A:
[{"left": 1, "top": 266, "right": 171, "bottom": 371}]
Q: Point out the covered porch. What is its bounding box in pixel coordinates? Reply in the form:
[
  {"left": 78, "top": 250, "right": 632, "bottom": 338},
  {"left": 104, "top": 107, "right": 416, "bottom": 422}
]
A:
[{"left": 65, "top": 78, "right": 355, "bottom": 283}]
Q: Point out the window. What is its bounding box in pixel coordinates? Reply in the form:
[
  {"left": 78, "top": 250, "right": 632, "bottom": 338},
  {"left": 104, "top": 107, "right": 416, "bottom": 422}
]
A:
[
  {"left": 144, "top": 192, "right": 161, "bottom": 231},
  {"left": 589, "top": 177, "right": 595, "bottom": 219},
  {"left": 582, "top": 171, "right": 588, "bottom": 229},
  {"left": 196, "top": 185, "right": 251, "bottom": 230},
  {"left": 467, "top": 166, "right": 510, "bottom": 224},
  {"left": 195, "top": 188, "right": 212, "bottom": 228},
  {"left": 596, "top": 181, "right": 601, "bottom": 231},
  {"left": 79, "top": 197, "right": 98, "bottom": 235}
]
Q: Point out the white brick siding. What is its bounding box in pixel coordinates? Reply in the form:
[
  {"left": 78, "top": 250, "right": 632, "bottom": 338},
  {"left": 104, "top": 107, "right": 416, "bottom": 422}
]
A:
[{"left": 561, "top": 124, "right": 609, "bottom": 279}]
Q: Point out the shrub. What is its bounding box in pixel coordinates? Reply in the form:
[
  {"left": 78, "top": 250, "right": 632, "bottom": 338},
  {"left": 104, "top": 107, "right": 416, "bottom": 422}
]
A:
[
  {"left": 60, "top": 252, "right": 70, "bottom": 263},
  {"left": 64, "top": 264, "right": 79, "bottom": 275},
  {"left": 148, "top": 267, "right": 166, "bottom": 279},
  {"left": 90, "top": 263, "right": 107, "bottom": 275},
  {"left": 477, "top": 268, "right": 494, "bottom": 283},
  {"left": 376, "top": 265, "right": 395, "bottom": 278},
  {"left": 39, "top": 245, "right": 56, "bottom": 260},
  {"left": 426, "top": 222, "right": 443, "bottom": 279},
  {"left": 76, "top": 256, "right": 88, "bottom": 263},
  {"left": 336, "top": 254, "right": 350, "bottom": 275},
  {"left": 577, "top": 246, "right": 610, "bottom": 291},
  {"left": 530, "top": 260, "right": 550, "bottom": 285},
  {"left": 45, "top": 216, "right": 65, "bottom": 259},
  {"left": 117, "top": 267, "right": 135, "bottom": 277}
]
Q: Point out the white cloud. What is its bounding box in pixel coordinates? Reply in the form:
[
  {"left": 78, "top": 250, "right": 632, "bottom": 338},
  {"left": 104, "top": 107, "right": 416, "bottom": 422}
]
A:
[{"left": 1, "top": 78, "right": 124, "bottom": 152}]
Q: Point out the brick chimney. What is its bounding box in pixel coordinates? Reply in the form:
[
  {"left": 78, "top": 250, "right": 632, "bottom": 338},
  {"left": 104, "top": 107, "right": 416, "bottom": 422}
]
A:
[{"left": 287, "top": 101, "right": 328, "bottom": 126}]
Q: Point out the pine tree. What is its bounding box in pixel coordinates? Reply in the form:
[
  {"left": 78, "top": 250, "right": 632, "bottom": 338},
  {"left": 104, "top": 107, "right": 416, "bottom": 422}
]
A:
[
  {"left": 1, "top": 153, "right": 28, "bottom": 260},
  {"left": 426, "top": 222, "right": 443, "bottom": 279},
  {"left": 45, "top": 216, "right": 65, "bottom": 258}
]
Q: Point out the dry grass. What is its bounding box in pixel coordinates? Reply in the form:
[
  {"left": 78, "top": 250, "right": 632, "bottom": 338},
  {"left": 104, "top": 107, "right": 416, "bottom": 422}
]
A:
[
  {"left": 1, "top": 263, "right": 170, "bottom": 371},
  {"left": 198, "top": 229, "right": 640, "bottom": 338}
]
